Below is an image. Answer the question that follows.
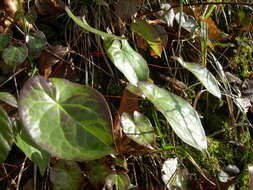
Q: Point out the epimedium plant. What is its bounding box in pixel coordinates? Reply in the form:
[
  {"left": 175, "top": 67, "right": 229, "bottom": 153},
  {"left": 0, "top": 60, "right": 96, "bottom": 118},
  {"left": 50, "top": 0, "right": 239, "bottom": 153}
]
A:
[{"left": 0, "top": 4, "right": 228, "bottom": 190}]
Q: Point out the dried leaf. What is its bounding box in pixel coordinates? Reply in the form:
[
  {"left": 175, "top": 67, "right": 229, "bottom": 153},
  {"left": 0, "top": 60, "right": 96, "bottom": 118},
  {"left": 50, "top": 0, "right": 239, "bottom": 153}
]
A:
[{"left": 115, "top": 0, "right": 140, "bottom": 20}]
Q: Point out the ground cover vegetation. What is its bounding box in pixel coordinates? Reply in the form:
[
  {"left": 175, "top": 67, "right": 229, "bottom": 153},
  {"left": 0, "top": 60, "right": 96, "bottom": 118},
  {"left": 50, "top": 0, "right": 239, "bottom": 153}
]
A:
[{"left": 0, "top": 0, "right": 253, "bottom": 189}]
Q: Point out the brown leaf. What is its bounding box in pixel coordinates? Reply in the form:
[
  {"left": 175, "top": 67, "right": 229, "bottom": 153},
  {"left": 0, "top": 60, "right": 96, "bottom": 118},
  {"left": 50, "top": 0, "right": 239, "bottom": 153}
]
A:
[
  {"left": 35, "top": 0, "right": 65, "bottom": 15},
  {"left": 204, "top": 18, "right": 227, "bottom": 41},
  {"left": 37, "top": 45, "right": 69, "bottom": 78},
  {"left": 115, "top": 0, "right": 140, "bottom": 20}
]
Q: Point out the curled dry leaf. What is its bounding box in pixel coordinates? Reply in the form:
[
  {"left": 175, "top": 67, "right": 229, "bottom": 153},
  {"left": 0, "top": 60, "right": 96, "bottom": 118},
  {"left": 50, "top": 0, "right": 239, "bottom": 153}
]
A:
[{"left": 38, "top": 45, "right": 69, "bottom": 78}]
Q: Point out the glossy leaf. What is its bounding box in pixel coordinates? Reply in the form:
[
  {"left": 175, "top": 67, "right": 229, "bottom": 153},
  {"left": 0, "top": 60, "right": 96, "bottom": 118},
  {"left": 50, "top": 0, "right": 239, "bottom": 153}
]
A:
[
  {"left": 131, "top": 20, "right": 162, "bottom": 57},
  {"left": 16, "top": 129, "right": 50, "bottom": 175},
  {"left": 18, "top": 76, "right": 115, "bottom": 161},
  {"left": 175, "top": 12, "right": 197, "bottom": 33},
  {"left": 162, "top": 158, "right": 177, "bottom": 189},
  {"left": 138, "top": 82, "right": 207, "bottom": 151},
  {"left": 172, "top": 56, "right": 221, "bottom": 98},
  {"left": 105, "top": 172, "right": 130, "bottom": 190},
  {"left": 120, "top": 111, "right": 156, "bottom": 146},
  {"left": 2, "top": 43, "right": 28, "bottom": 66},
  {"left": 0, "top": 92, "right": 17, "bottom": 108},
  {"left": 0, "top": 106, "right": 13, "bottom": 162},
  {"left": 0, "top": 33, "right": 10, "bottom": 52},
  {"left": 26, "top": 31, "right": 47, "bottom": 57},
  {"left": 104, "top": 39, "right": 149, "bottom": 86},
  {"left": 50, "top": 160, "right": 82, "bottom": 190},
  {"left": 160, "top": 3, "right": 175, "bottom": 27},
  {"left": 65, "top": 6, "right": 122, "bottom": 40}
]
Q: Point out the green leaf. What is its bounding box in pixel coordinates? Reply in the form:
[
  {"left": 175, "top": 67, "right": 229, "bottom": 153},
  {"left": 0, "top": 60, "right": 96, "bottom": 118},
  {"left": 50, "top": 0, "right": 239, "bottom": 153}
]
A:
[
  {"left": 0, "top": 106, "right": 13, "bottom": 162},
  {"left": 131, "top": 20, "right": 162, "bottom": 57},
  {"left": 120, "top": 111, "right": 156, "bottom": 146},
  {"left": 18, "top": 76, "right": 115, "bottom": 161},
  {"left": 65, "top": 6, "right": 123, "bottom": 40},
  {"left": 0, "top": 33, "right": 10, "bottom": 52},
  {"left": 89, "top": 160, "right": 111, "bottom": 185},
  {"left": 26, "top": 31, "right": 47, "bottom": 57},
  {"left": 16, "top": 129, "right": 50, "bottom": 175},
  {"left": 50, "top": 160, "right": 82, "bottom": 190},
  {"left": 2, "top": 43, "right": 28, "bottom": 66},
  {"left": 104, "top": 39, "right": 149, "bottom": 86},
  {"left": 138, "top": 82, "right": 207, "bottom": 151},
  {"left": 0, "top": 92, "right": 17, "bottom": 108},
  {"left": 105, "top": 172, "right": 130, "bottom": 190},
  {"left": 172, "top": 56, "right": 221, "bottom": 98}
]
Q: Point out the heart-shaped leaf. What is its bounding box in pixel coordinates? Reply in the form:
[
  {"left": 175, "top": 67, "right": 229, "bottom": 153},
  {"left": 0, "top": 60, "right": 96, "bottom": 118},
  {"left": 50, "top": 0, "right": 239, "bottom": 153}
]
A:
[
  {"left": 19, "top": 76, "right": 115, "bottom": 161},
  {"left": 172, "top": 56, "right": 221, "bottom": 98},
  {"left": 138, "top": 82, "right": 207, "bottom": 151},
  {"left": 16, "top": 129, "right": 50, "bottom": 175},
  {"left": 0, "top": 33, "right": 11, "bottom": 52},
  {"left": 105, "top": 172, "right": 130, "bottom": 190},
  {"left": 65, "top": 6, "right": 122, "bottom": 40},
  {"left": 104, "top": 39, "right": 149, "bottom": 86},
  {"left": 50, "top": 160, "right": 82, "bottom": 190},
  {"left": 0, "top": 106, "right": 13, "bottom": 162},
  {"left": 2, "top": 43, "right": 28, "bottom": 66},
  {"left": 131, "top": 20, "right": 162, "bottom": 57},
  {"left": 120, "top": 111, "right": 156, "bottom": 146},
  {"left": 0, "top": 92, "right": 17, "bottom": 107},
  {"left": 26, "top": 30, "right": 47, "bottom": 57}
]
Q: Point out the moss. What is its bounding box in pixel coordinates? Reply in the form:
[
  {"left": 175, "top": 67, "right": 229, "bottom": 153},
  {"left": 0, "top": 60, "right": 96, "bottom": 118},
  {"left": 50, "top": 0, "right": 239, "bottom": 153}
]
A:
[{"left": 234, "top": 37, "right": 253, "bottom": 78}]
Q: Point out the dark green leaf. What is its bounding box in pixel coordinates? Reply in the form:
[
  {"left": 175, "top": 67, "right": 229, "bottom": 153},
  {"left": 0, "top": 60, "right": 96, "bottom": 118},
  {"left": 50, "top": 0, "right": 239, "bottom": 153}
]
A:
[
  {"left": 2, "top": 43, "right": 28, "bottom": 66},
  {"left": 26, "top": 31, "right": 47, "bottom": 57},
  {"left": 138, "top": 82, "right": 207, "bottom": 151},
  {"left": 19, "top": 76, "right": 115, "bottom": 161},
  {"left": 16, "top": 129, "right": 50, "bottom": 175},
  {"left": 130, "top": 20, "right": 162, "bottom": 57},
  {"left": 105, "top": 172, "right": 130, "bottom": 190},
  {"left": 120, "top": 111, "right": 156, "bottom": 146},
  {"left": 0, "top": 106, "right": 13, "bottom": 162},
  {"left": 0, "top": 33, "right": 10, "bottom": 52},
  {"left": 0, "top": 92, "right": 17, "bottom": 108},
  {"left": 104, "top": 39, "right": 149, "bottom": 86},
  {"left": 50, "top": 160, "right": 82, "bottom": 190}
]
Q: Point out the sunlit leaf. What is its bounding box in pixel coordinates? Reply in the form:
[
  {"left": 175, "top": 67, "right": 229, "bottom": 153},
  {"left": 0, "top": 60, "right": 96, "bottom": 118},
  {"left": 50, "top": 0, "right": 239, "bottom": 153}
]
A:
[
  {"left": 26, "top": 30, "right": 47, "bottom": 57},
  {"left": 65, "top": 6, "right": 123, "bottom": 40},
  {"left": 105, "top": 172, "right": 130, "bottom": 190},
  {"left": 0, "top": 33, "right": 11, "bottom": 52},
  {"left": 138, "top": 82, "right": 207, "bottom": 151},
  {"left": 104, "top": 39, "right": 149, "bottom": 86},
  {"left": 0, "top": 92, "right": 17, "bottom": 108},
  {"left": 218, "top": 170, "right": 229, "bottom": 182},
  {"left": 120, "top": 111, "right": 156, "bottom": 146},
  {"left": 0, "top": 106, "right": 13, "bottom": 162},
  {"left": 175, "top": 12, "right": 197, "bottom": 32},
  {"left": 19, "top": 76, "right": 115, "bottom": 161},
  {"left": 16, "top": 129, "right": 50, "bottom": 175},
  {"left": 162, "top": 158, "right": 177, "bottom": 189},
  {"left": 172, "top": 56, "right": 221, "bottom": 98},
  {"left": 131, "top": 20, "right": 162, "bottom": 57},
  {"left": 2, "top": 43, "right": 28, "bottom": 66},
  {"left": 160, "top": 3, "right": 175, "bottom": 27},
  {"left": 50, "top": 160, "right": 82, "bottom": 190}
]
